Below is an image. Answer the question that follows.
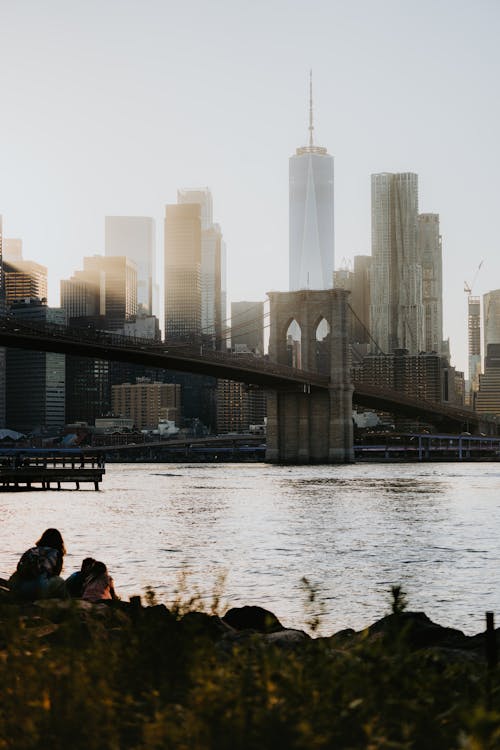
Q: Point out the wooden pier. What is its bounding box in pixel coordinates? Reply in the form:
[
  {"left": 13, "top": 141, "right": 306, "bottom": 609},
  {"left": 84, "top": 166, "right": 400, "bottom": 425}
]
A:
[{"left": 0, "top": 450, "right": 105, "bottom": 490}]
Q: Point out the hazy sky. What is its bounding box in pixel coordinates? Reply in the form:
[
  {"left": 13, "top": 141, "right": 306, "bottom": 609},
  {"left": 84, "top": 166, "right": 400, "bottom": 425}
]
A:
[{"left": 0, "top": 0, "right": 499, "bottom": 373}]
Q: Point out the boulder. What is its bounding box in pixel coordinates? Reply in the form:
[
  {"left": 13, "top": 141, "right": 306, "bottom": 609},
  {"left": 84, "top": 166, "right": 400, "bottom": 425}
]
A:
[{"left": 222, "top": 606, "right": 284, "bottom": 633}]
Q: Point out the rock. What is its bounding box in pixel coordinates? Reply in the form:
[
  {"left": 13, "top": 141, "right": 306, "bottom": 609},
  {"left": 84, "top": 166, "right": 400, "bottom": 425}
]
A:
[
  {"left": 262, "top": 629, "right": 310, "bottom": 647},
  {"left": 222, "top": 606, "right": 284, "bottom": 633},
  {"left": 365, "top": 611, "right": 470, "bottom": 651}
]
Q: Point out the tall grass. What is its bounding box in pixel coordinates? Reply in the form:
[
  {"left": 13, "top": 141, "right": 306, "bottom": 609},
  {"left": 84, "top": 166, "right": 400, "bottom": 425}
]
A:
[{"left": 0, "top": 588, "right": 498, "bottom": 749}]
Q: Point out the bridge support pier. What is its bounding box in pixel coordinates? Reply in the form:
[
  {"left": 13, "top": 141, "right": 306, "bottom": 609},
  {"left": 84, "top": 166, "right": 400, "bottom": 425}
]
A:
[{"left": 266, "top": 289, "right": 354, "bottom": 464}]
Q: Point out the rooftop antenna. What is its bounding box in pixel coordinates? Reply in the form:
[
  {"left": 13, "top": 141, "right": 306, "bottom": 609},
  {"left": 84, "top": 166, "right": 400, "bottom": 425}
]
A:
[{"left": 308, "top": 69, "right": 314, "bottom": 147}]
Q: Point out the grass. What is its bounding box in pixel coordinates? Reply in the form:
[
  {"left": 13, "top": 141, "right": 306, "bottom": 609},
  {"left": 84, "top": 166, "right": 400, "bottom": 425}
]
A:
[{"left": 0, "top": 586, "right": 499, "bottom": 749}]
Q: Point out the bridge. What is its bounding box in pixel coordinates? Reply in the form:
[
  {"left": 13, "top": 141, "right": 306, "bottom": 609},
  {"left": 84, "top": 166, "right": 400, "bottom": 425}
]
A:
[{"left": 0, "top": 292, "right": 494, "bottom": 463}]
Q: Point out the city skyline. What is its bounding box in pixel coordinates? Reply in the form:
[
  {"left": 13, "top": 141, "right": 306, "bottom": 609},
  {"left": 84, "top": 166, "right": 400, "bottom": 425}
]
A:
[{"left": 0, "top": 1, "right": 499, "bottom": 373}]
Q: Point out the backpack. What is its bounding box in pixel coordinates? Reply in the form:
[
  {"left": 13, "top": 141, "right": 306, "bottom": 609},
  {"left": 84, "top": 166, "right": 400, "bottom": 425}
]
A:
[{"left": 17, "top": 547, "right": 46, "bottom": 579}]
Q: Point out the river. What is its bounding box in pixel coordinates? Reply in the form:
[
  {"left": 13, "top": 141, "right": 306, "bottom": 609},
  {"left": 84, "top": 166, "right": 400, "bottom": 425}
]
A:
[{"left": 1, "top": 461, "right": 500, "bottom": 635}]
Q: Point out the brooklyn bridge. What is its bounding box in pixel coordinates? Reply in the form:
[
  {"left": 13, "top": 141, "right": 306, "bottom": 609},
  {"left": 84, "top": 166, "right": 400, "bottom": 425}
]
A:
[{"left": 0, "top": 289, "right": 495, "bottom": 463}]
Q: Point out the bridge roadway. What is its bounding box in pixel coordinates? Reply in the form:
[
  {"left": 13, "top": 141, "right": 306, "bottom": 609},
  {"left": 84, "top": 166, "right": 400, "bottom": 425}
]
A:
[{"left": 0, "top": 316, "right": 494, "bottom": 433}]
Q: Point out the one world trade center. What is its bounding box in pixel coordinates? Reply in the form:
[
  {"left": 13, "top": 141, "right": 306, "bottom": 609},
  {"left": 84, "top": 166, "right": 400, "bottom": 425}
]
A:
[{"left": 289, "top": 73, "right": 334, "bottom": 291}]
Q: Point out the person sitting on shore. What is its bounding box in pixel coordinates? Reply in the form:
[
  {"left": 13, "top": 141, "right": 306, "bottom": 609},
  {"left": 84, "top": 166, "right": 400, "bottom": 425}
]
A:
[
  {"left": 8, "top": 528, "right": 67, "bottom": 601},
  {"left": 81, "top": 560, "right": 117, "bottom": 603},
  {"left": 65, "top": 557, "right": 96, "bottom": 598}
]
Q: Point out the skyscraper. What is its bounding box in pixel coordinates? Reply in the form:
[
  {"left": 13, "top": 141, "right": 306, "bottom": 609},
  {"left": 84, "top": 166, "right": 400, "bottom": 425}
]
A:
[
  {"left": 164, "top": 203, "right": 201, "bottom": 342},
  {"left": 61, "top": 256, "right": 137, "bottom": 424},
  {"left": 483, "top": 290, "right": 500, "bottom": 354},
  {"left": 105, "top": 216, "right": 156, "bottom": 315},
  {"left": 6, "top": 299, "right": 66, "bottom": 432},
  {"left": 0, "top": 219, "right": 5, "bottom": 427},
  {"left": 289, "top": 73, "right": 334, "bottom": 291},
  {"left": 177, "top": 188, "right": 226, "bottom": 348},
  {"left": 62, "top": 255, "right": 137, "bottom": 330},
  {"left": 231, "top": 301, "right": 264, "bottom": 354},
  {"left": 418, "top": 213, "right": 443, "bottom": 354},
  {"left": 370, "top": 172, "right": 423, "bottom": 354},
  {"left": 467, "top": 295, "right": 481, "bottom": 393},
  {"left": 4, "top": 258, "right": 48, "bottom": 305}
]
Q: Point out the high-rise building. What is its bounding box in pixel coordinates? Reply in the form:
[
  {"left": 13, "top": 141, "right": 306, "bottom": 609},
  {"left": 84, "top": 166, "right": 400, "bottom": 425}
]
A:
[
  {"left": 0, "top": 219, "right": 5, "bottom": 427},
  {"left": 61, "top": 255, "right": 137, "bottom": 330},
  {"left": 289, "top": 74, "right": 334, "bottom": 291},
  {"left": 3, "top": 238, "right": 48, "bottom": 306},
  {"left": 4, "top": 259, "right": 48, "bottom": 305},
  {"left": 467, "top": 295, "right": 481, "bottom": 394},
  {"left": 418, "top": 213, "right": 443, "bottom": 354},
  {"left": 164, "top": 203, "right": 201, "bottom": 342},
  {"left": 61, "top": 256, "right": 137, "bottom": 425},
  {"left": 6, "top": 299, "right": 65, "bottom": 432},
  {"left": 231, "top": 301, "right": 264, "bottom": 354},
  {"left": 476, "top": 344, "right": 500, "bottom": 416},
  {"left": 353, "top": 349, "right": 464, "bottom": 407},
  {"left": 370, "top": 172, "right": 423, "bottom": 354},
  {"left": 483, "top": 290, "right": 500, "bottom": 354},
  {"left": 3, "top": 238, "right": 23, "bottom": 262},
  {"left": 216, "top": 379, "right": 266, "bottom": 433},
  {"left": 334, "top": 255, "right": 372, "bottom": 348},
  {"left": 105, "top": 216, "right": 156, "bottom": 315},
  {"left": 112, "top": 380, "right": 181, "bottom": 430},
  {"left": 177, "top": 188, "right": 226, "bottom": 348}
]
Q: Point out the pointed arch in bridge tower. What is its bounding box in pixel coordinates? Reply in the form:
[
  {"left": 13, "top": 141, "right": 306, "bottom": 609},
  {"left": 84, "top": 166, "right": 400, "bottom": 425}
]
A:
[{"left": 266, "top": 289, "right": 353, "bottom": 464}]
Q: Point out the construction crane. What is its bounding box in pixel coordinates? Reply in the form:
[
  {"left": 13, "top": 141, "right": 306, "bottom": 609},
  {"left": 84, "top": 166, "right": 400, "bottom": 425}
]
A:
[{"left": 464, "top": 260, "right": 484, "bottom": 296}]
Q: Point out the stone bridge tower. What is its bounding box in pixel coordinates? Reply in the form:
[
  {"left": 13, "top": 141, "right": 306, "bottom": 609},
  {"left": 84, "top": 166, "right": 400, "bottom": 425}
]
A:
[{"left": 266, "top": 289, "right": 353, "bottom": 463}]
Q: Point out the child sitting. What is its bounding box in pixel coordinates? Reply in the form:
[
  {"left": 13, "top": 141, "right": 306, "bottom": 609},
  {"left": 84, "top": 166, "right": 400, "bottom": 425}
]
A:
[
  {"left": 81, "top": 560, "right": 117, "bottom": 602},
  {"left": 66, "top": 557, "right": 96, "bottom": 598}
]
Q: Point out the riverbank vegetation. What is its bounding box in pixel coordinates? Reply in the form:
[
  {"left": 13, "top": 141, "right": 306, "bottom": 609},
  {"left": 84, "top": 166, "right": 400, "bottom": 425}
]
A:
[{"left": 0, "top": 587, "right": 499, "bottom": 749}]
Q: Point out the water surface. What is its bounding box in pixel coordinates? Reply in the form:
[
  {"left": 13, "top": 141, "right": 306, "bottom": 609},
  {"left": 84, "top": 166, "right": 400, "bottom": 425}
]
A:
[{"left": 1, "top": 462, "right": 499, "bottom": 635}]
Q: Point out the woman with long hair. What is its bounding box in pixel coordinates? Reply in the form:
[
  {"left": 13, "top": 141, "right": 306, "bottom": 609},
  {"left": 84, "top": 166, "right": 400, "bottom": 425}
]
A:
[{"left": 9, "top": 528, "right": 68, "bottom": 601}]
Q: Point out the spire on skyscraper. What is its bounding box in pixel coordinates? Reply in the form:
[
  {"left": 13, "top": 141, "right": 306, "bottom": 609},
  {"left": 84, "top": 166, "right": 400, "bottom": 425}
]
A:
[{"left": 309, "top": 69, "right": 314, "bottom": 147}]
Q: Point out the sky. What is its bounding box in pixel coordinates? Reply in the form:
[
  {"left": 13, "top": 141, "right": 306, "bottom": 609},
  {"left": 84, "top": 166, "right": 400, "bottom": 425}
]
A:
[{"left": 0, "top": 0, "right": 499, "bottom": 373}]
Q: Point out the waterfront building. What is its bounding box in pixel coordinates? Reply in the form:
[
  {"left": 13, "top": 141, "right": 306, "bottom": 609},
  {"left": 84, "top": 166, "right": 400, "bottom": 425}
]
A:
[
  {"left": 112, "top": 379, "right": 181, "bottom": 430},
  {"left": 216, "top": 378, "right": 266, "bottom": 434},
  {"left": 289, "top": 74, "right": 334, "bottom": 291},
  {"left": 476, "top": 344, "right": 500, "bottom": 416},
  {"left": 418, "top": 213, "right": 443, "bottom": 354},
  {"left": 105, "top": 216, "right": 156, "bottom": 315},
  {"left": 231, "top": 301, "right": 264, "bottom": 354},
  {"left": 370, "top": 173, "right": 423, "bottom": 354},
  {"left": 353, "top": 350, "right": 464, "bottom": 407},
  {"left": 6, "top": 299, "right": 66, "bottom": 432}
]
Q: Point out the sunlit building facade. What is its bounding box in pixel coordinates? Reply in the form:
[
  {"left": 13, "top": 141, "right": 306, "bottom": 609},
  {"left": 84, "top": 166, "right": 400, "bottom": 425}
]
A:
[
  {"left": 4, "top": 259, "right": 48, "bottom": 305},
  {"left": 164, "top": 203, "right": 201, "bottom": 342},
  {"left": 177, "top": 188, "right": 226, "bottom": 348}
]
